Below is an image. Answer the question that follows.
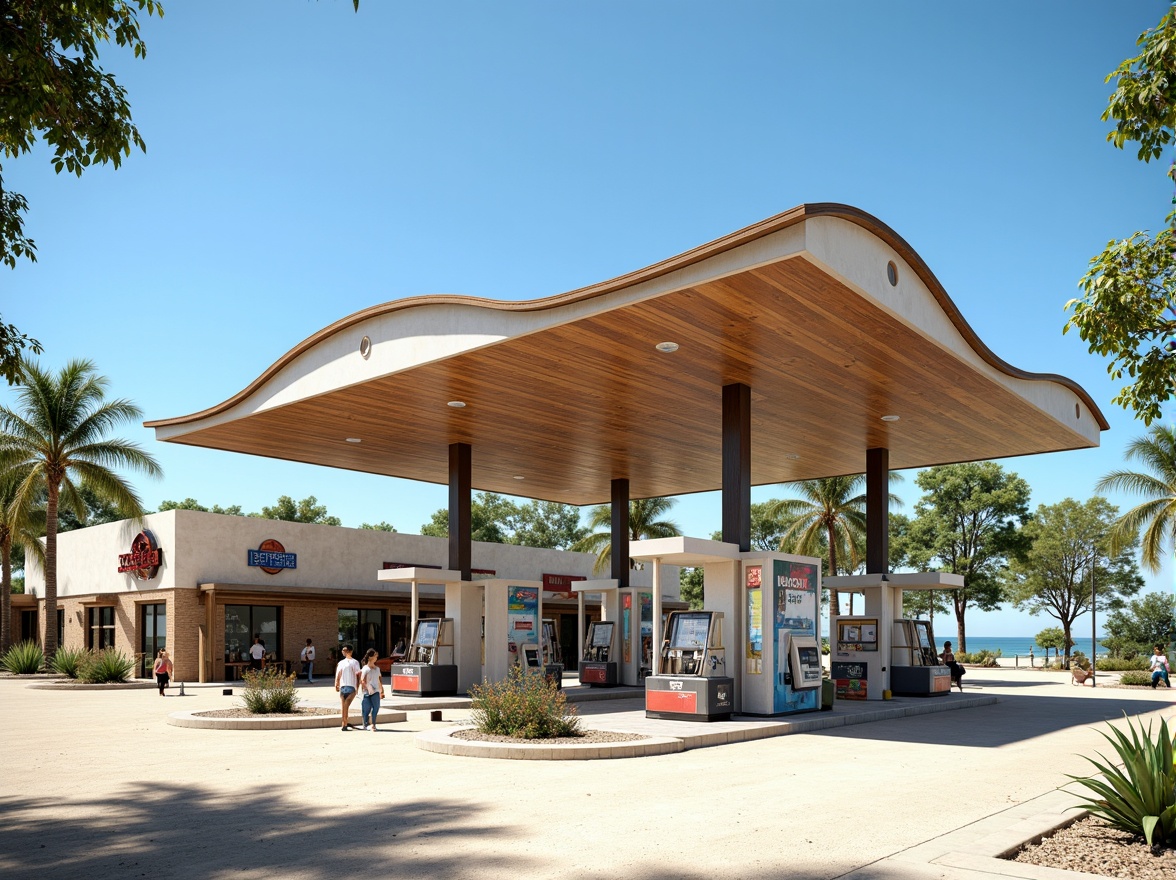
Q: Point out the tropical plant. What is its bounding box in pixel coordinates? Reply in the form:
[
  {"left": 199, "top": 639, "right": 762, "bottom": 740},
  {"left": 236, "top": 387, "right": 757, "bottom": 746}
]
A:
[
  {"left": 469, "top": 665, "right": 582, "bottom": 739},
  {"left": 1098, "top": 426, "right": 1176, "bottom": 575},
  {"left": 573, "top": 497, "right": 680, "bottom": 574},
  {"left": 765, "top": 474, "right": 901, "bottom": 613},
  {"left": 240, "top": 668, "right": 301, "bottom": 714},
  {"left": 1066, "top": 714, "right": 1176, "bottom": 848},
  {"left": 51, "top": 645, "right": 87, "bottom": 678},
  {"left": 0, "top": 639, "right": 43, "bottom": 674},
  {"left": 0, "top": 472, "right": 44, "bottom": 652},
  {"left": 0, "top": 358, "right": 163, "bottom": 656},
  {"left": 1036, "top": 626, "right": 1070, "bottom": 665},
  {"left": 77, "top": 647, "right": 135, "bottom": 683}
]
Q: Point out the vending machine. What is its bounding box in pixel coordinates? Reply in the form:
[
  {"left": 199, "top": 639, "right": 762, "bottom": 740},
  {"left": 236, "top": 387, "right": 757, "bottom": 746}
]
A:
[
  {"left": 579, "top": 620, "right": 618, "bottom": 687},
  {"left": 890, "top": 618, "right": 951, "bottom": 696},
  {"left": 645, "top": 610, "right": 734, "bottom": 721},
  {"left": 740, "top": 557, "right": 822, "bottom": 716},
  {"left": 541, "top": 618, "right": 564, "bottom": 689},
  {"left": 391, "top": 618, "right": 458, "bottom": 696}
]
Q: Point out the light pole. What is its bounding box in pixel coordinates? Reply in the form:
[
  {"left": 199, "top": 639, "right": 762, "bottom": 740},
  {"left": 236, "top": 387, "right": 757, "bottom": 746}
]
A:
[{"left": 1090, "top": 546, "right": 1097, "bottom": 688}]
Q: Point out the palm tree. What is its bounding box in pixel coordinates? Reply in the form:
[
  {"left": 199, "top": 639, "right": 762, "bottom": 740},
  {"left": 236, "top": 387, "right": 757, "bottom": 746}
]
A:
[
  {"left": 573, "top": 497, "right": 681, "bottom": 573},
  {"left": 766, "top": 474, "right": 902, "bottom": 614},
  {"left": 0, "top": 359, "right": 162, "bottom": 656},
  {"left": 0, "top": 473, "right": 44, "bottom": 652},
  {"left": 1097, "top": 425, "right": 1176, "bottom": 574}
]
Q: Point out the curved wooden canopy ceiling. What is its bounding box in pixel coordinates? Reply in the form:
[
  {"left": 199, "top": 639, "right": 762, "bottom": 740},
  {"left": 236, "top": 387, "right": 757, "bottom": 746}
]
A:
[{"left": 147, "top": 204, "right": 1105, "bottom": 506}]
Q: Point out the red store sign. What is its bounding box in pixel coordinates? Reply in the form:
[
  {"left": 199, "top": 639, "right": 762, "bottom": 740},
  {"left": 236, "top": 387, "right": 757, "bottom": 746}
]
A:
[
  {"left": 542, "top": 573, "right": 586, "bottom": 599},
  {"left": 117, "top": 531, "right": 163, "bottom": 580}
]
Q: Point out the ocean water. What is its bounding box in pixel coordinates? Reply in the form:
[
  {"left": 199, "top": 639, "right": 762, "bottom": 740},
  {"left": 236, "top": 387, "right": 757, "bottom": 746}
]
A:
[{"left": 948, "top": 635, "right": 1108, "bottom": 659}]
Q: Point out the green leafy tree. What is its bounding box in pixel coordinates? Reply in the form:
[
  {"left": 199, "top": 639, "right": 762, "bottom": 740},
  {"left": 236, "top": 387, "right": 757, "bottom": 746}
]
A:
[
  {"left": 1035, "top": 626, "right": 1069, "bottom": 665},
  {"left": 0, "top": 317, "right": 43, "bottom": 384},
  {"left": 255, "top": 495, "right": 341, "bottom": 526},
  {"left": 420, "top": 492, "right": 518, "bottom": 543},
  {"left": 359, "top": 521, "right": 396, "bottom": 532},
  {"left": 1005, "top": 498, "right": 1144, "bottom": 668},
  {"left": 679, "top": 566, "right": 704, "bottom": 610},
  {"left": 157, "top": 497, "right": 245, "bottom": 516},
  {"left": 1102, "top": 591, "right": 1176, "bottom": 659},
  {"left": 904, "top": 462, "right": 1031, "bottom": 653},
  {"left": 1097, "top": 425, "right": 1176, "bottom": 573},
  {"left": 510, "top": 500, "right": 587, "bottom": 550},
  {"left": 0, "top": 359, "right": 161, "bottom": 656},
  {"left": 573, "top": 497, "right": 681, "bottom": 573},
  {"left": 709, "top": 501, "right": 789, "bottom": 552},
  {"left": 57, "top": 484, "right": 130, "bottom": 531},
  {"left": 0, "top": 0, "right": 165, "bottom": 268},
  {"left": 1063, "top": 8, "right": 1176, "bottom": 425}
]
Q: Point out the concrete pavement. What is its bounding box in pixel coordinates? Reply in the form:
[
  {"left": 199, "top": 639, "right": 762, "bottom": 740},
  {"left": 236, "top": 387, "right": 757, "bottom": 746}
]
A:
[{"left": 0, "top": 668, "right": 1172, "bottom": 880}]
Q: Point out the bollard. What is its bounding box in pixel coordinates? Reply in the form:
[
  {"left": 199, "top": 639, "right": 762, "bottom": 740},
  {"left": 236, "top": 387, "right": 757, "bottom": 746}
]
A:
[
  {"left": 429, "top": 710, "right": 442, "bottom": 722},
  {"left": 222, "top": 688, "right": 233, "bottom": 696},
  {"left": 179, "top": 682, "right": 186, "bottom": 697}
]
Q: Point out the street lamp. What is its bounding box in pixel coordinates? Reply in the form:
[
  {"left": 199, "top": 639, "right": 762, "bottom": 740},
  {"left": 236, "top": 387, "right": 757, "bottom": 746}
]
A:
[{"left": 1090, "top": 546, "right": 1097, "bottom": 688}]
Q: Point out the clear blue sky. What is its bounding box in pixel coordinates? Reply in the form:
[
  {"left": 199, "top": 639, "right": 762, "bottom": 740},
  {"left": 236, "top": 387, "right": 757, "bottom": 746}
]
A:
[{"left": 6, "top": 1, "right": 1174, "bottom": 635}]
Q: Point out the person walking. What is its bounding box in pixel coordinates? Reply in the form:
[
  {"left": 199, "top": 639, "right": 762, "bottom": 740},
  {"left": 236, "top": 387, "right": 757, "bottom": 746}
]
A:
[
  {"left": 248, "top": 635, "right": 265, "bottom": 671},
  {"left": 300, "top": 638, "right": 316, "bottom": 683},
  {"left": 334, "top": 644, "right": 361, "bottom": 730},
  {"left": 152, "top": 649, "right": 173, "bottom": 696},
  {"left": 1149, "top": 644, "right": 1171, "bottom": 689},
  {"left": 359, "top": 649, "right": 385, "bottom": 732}
]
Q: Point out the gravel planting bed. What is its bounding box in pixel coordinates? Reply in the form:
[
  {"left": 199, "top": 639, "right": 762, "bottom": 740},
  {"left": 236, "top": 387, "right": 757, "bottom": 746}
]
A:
[
  {"left": 1012, "top": 816, "right": 1176, "bottom": 879},
  {"left": 194, "top": 707, "right": 337, "bottom": 719},
  {"left": 452, "top": 728, "right": 649, "bottom": 745}
]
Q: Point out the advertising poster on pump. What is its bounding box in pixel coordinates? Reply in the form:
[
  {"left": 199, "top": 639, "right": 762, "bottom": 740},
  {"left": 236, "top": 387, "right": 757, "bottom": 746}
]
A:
[
  {"left": 507, "top": 586, "right": 538, "bottom": 652},
  {"left": 773, "top": 559, "right": 819, "bottom": 713}
]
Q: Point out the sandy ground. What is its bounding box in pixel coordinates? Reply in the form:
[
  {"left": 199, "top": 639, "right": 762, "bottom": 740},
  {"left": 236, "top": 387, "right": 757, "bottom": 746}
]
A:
[{"left": 1, "top": 669, "right": 1173, "bottom": 880}]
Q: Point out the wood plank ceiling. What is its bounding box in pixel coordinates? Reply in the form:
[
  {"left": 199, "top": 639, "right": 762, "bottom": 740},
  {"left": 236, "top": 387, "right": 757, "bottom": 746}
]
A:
[{"left": 152, "top": 252, "right": 1099, "bottom": 506}]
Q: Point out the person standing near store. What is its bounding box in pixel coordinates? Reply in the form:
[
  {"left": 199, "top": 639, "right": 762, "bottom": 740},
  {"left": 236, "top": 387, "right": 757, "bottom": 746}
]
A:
[
  {"left": 1149, "top": 644, "right": 1171, "bottom": 688},
  {"left": 249, "top": 635, "right": 265, "bottom": 671},
  {"left": 300, "top": 638, "right": 316, "bottom": 683},
  {"left": 334, "top": 644, "right": 361, "bottom": 730},
  {"left": 358, "top": 649, "right": 385, "bottom": 732},
  {"left": 152, "top": 649, "right": 173, "bottom": 696}
]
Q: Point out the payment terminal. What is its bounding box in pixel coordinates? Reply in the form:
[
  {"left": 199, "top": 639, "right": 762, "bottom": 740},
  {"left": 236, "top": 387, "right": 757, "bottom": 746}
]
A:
[{"left": 391, "top": 618, "right": 458, "bottom": 696}]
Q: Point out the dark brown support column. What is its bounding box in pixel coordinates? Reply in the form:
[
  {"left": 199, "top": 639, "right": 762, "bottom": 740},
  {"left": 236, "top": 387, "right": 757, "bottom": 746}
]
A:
[
  {"left": 449, "top": 443, "right": 472, "bottom": 580},
  {"left": 866, "top": 447, "right": 889, "bottom": 573},
  {"left": 611, "top": 478, "right": 630, "bottom": 589},
  {"left": 722, "top": 383, "right": 752, "bottom": 552}
]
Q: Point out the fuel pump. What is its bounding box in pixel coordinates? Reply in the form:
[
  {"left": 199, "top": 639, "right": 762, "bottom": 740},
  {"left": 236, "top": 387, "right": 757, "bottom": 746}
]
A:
[
  {"left": 645, "top": 610, "right": 734, "bottom": 721},
  {"left": 579, "top": 620, "right": 618, "bottom": 686},
  {"left": 391, "top": 618, "right": 458, "bottom": 696}
]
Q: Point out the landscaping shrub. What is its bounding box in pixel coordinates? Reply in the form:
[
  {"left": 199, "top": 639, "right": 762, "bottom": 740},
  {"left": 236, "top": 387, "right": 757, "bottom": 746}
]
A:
[
  {"left": 51, "top": 646, "right": 88, "bottom": 678},
  {"left": 469, "top": 666, "right": 582, "bottom": 739},
  {"left": 240, "top": 668, "right": 301, "bottom": 714},
  {"left": 1067, "top": 714, "right": 1176, "bottom": 849},
  {"left": 959, "top": 649, "right": 1000, "bottom": 667},
  {"left": 1091, "top": 657, "right": 1150, "bottom": 672},
  {"left": 78, "top": 648, "right": 135, "bottom": 683},
  {"left": 0, "top": 640, "right": 44, "bottom": 674},
  {"left": 1070, "top": 651, "right": 1091, "bottom": 671},
  {"left": 1118, "top": 670, "right": 1154, "bottom": 687}
]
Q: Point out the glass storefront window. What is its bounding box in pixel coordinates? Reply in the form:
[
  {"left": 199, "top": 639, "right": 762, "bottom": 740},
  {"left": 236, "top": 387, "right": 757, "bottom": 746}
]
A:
[
  {"left": 338, "top": 608, "right": 385, "bottom": 658},
  {"left": 224, "top": 605, "right": 281, "bottom": 662},
  {"left": 141, "top": 603, "right": 166, "bottom": 678},
  {"left": 88, "top": 606, "right": 115, "bottom": 649}
]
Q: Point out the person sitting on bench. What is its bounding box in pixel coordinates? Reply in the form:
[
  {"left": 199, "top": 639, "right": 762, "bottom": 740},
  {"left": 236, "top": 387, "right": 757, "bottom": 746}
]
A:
[{"left": 940, "top": 641, "right": 965, "bottom": 692}]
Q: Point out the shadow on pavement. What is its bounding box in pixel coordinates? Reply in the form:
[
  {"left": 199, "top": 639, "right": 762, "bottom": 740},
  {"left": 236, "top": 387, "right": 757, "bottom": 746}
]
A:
[
  {"left": 821, "top": 691, "right": 1173, "bottom": 748},
  {"left": 0, "top": 781, "right": 724, "bottom": 880}
]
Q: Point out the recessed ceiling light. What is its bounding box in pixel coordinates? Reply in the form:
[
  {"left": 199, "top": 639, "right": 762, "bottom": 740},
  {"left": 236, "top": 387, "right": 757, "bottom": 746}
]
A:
[
  {"left": 513, "top": 475, "right": 525, "bottom": 480},
  {"left": 784, "top": 453, "right": 800, "bottom": 460},
  {"left": 447, "top": 400, "right": 466, "bottom": 408},
  {"left": 880, "top": 415, "right": 900, "bottom": 422},
  {"left": 655, "top": 342, "right": 679, "bottom": 353},
  {"left": 345, "top": 438, "right": 362, "bottom": 444}
]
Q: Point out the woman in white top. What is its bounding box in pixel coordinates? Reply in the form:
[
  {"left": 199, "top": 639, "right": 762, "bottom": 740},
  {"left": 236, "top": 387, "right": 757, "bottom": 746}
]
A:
[
  {"left": 1149, "top": 644, "right": 1171, "bottom": 689},
  {"left": 359, "top": 649, "right": 385, "bottom": 732},
  {"left": 334, "top": 644, "right": 361, "bottom": 730}
]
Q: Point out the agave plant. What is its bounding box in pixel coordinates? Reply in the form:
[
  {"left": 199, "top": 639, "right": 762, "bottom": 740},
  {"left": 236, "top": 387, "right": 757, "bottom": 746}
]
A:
[
  {"left": 1066, "top": 714, "right": 1176, "bottom": 848},
  {"left": 0, "top": 639, "right": 44, "bottom": 674}
]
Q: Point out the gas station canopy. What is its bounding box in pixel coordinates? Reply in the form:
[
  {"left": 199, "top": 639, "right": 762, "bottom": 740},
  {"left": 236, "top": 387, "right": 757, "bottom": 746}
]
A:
[{"left": 146, "top": 204, "right": 1104, "bottom": 502}]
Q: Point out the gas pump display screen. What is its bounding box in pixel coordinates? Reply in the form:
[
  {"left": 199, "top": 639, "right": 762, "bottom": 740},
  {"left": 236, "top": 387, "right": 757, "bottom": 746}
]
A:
[
  {"left": 523, "top": 647, "right": 541, "bottom": 667},
  {"left": 590, "top": 622, "right": 614, "bottom": 647},
  {"left": 670, "top": 613, "right": 710, "bottom": 649},
  {"left": 415, "top": 620, "right": 439, "bottom": 647},
  {"left": 916, "top": 623, "right": 932, "bottom": 649}
]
